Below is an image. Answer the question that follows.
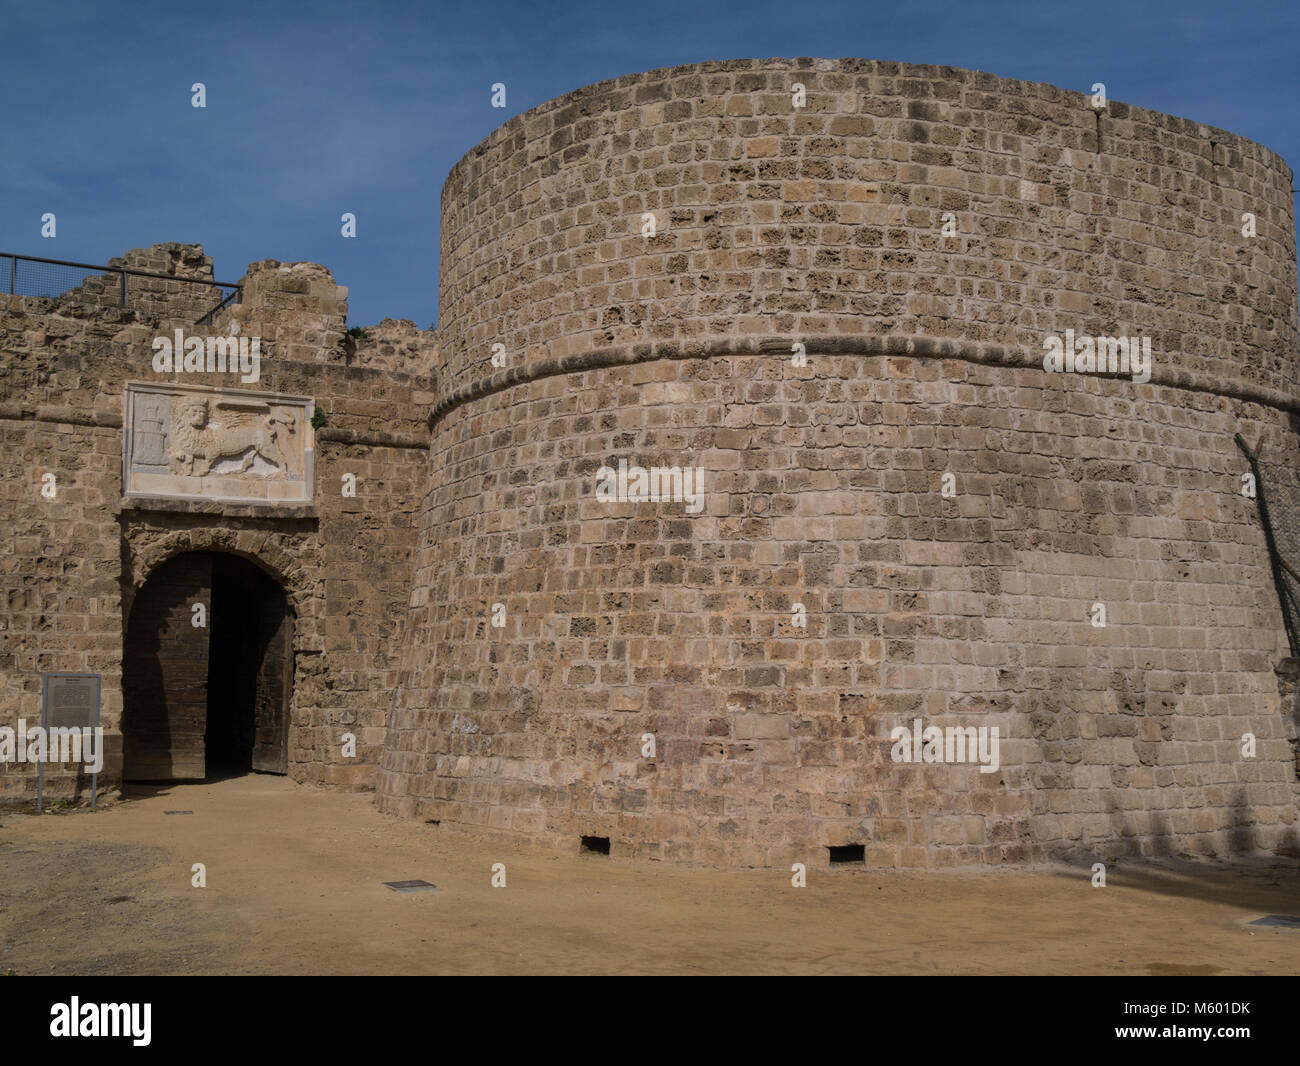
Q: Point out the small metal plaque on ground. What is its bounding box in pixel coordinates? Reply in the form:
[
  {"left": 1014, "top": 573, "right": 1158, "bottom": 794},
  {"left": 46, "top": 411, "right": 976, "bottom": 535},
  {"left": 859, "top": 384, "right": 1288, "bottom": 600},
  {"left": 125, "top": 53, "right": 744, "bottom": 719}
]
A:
[
  {"left": 163, "top": 810, "right": 194, "bottom": 815},
  {"left": 1249, "top": 914, "right": 1300, "bottom": 928},
  {"left": 383, "top": 880, "right": 439, "bottom": 892}
]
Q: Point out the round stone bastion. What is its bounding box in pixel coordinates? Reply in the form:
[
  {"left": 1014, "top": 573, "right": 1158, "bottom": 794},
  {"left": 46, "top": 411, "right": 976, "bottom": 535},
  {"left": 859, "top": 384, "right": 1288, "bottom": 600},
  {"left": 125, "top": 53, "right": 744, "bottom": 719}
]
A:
[{"left": 376, "top": 58, "right": 1300, "bottom": 869}]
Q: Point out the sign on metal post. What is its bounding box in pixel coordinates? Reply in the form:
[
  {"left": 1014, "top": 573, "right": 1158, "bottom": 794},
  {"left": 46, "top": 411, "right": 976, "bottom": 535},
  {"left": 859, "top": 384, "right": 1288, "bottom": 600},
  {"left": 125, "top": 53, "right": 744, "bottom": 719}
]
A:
[{"left": 38, "top": 673, "right": 102, "bottom": 812}]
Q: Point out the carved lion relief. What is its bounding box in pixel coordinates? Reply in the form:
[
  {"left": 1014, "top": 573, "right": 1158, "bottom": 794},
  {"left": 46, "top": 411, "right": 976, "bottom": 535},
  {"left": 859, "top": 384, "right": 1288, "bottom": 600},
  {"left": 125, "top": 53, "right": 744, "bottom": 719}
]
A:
[
  {"left": 169, "top": 397, "right": 298, "bottom": 477},
  {"left": 125, "top": 383, "right": 313, "bottom": 504}
]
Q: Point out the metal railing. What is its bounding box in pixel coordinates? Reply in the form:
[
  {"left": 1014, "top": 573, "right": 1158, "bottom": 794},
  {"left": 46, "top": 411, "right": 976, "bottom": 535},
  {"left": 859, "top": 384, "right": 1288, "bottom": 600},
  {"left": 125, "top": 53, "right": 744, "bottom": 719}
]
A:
[
  {"left": 1236, "top": 433, "right": 1300, "bottom": 659},
  {"left": 195, "top": 286, "right": 243, "bottom": 327},
  {"left": 0, "top": 252, "right": 241, "bottom": 326}
]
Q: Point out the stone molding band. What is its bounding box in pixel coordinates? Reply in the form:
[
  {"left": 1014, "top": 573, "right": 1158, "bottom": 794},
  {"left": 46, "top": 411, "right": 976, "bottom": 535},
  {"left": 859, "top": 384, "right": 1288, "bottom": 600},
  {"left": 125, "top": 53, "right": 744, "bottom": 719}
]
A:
[
  {"left": 0, "top": 403, "right": 123, "bottom": 428},
  {"left": 0, "top": 403, "right": 429, "bottom": 451},
  {"left": 429, "top": 334, "right": 1300, "bottom": 428}
]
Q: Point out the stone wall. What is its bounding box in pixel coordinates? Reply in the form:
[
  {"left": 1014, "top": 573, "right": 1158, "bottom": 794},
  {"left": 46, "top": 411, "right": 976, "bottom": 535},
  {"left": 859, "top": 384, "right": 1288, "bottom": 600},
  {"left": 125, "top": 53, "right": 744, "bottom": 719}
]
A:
[
  {"left": 378, "top": 58, "right": 1300, "bottom": 868},
  {"left": 347, "top": 319, "right": 441, "bottom": 374},
  {"left": 0, "top": 245, "right": 437, "bottom": 801},
  {"left": 46, "top": 243, "right": 226, "bottom": 322},
  {"left": 3, "top": 57, "right": 1297, "bottom": 870},
  {"left": 433, "top": 58, "right": 1296, "bottom": 406}
]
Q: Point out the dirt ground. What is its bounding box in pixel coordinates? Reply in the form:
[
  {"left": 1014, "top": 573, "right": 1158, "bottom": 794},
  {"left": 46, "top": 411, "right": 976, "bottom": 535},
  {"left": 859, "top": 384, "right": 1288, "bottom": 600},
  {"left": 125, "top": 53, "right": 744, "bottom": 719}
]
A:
[{"left": 2, "top": 774, "right": 1298, "bottom": 975}]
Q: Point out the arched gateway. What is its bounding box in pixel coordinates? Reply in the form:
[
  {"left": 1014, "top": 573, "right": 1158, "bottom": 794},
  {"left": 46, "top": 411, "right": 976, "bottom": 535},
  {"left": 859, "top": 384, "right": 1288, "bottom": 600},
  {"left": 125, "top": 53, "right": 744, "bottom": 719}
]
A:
[{"left": 122, "top": 551, "right": 294, "bottom": 781}]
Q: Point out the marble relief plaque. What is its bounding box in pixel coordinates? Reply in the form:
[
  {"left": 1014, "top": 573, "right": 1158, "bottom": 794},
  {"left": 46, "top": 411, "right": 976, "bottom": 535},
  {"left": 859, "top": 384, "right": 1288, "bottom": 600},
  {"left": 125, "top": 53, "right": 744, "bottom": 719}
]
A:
[{"left": 124, "top": 383, "right": 314, "bottom": 503}]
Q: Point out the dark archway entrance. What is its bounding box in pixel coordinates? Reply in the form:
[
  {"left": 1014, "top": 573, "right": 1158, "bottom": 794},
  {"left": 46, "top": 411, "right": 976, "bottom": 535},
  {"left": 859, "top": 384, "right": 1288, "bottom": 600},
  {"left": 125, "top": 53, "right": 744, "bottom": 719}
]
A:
[{"left": 123, "top": 551, "right": 294, "bottom": 781}]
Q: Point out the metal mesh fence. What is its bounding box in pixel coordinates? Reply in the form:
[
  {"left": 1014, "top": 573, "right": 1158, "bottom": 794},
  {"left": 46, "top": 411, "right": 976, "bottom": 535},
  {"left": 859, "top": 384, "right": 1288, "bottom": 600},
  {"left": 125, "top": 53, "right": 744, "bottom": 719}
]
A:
[
  {"left": 2, "top": 253, "right": 123, "bottom": 304},
  {"left": 1237, "top": 434, "right": 1300, "bottom": 659},
  {"left": 1, "top": 253, "right": 239, "bottom": 323}
]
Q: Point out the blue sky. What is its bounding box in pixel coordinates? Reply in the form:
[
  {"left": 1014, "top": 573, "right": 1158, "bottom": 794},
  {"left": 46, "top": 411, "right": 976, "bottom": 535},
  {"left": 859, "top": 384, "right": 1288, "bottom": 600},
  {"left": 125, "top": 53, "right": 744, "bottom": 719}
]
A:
[{"left": 1, "top": 0, "right": 1295, "bottom": 328}]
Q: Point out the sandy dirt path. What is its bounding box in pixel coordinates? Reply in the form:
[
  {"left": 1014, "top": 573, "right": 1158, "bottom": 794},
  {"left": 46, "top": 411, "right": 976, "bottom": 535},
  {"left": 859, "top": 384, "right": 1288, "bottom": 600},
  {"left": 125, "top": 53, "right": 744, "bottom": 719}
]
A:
[{"left": 2, "top": 775, "right": 1298, "bottom": 975}]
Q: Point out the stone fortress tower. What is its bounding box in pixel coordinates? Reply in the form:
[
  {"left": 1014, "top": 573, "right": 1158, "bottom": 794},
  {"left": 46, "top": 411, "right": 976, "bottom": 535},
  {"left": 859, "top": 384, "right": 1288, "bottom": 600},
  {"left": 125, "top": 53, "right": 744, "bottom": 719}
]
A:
[
  {"left": 375, "top": 58, "right": 1300, "bottom": 867},
  {"left": 2, "top": 58, "right": 1297, "bottom": 872}
]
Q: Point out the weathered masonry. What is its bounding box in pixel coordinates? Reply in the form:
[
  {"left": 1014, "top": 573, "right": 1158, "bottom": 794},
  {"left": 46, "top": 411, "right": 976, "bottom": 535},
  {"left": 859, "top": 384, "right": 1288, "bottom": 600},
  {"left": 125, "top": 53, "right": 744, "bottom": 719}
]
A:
[
  {"left": 3, "top": 58, "right": 1299, "bottom": 870},
  {"left": 1, "top": 245, "right": 437, "bottom": 797},
  {"left": 375, "top": 58, "right": 1300, "bottom": 867}
]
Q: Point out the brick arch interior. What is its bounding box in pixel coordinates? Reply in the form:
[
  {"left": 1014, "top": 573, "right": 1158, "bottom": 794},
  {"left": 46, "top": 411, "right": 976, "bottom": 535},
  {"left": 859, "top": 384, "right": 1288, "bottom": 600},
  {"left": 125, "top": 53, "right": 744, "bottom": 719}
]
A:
[
  {"left": 122, "top": 528, "right": 314, "bottom": 630},
  {"left": 119, "top": 524, "right": 322, "bottom": 781}
]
